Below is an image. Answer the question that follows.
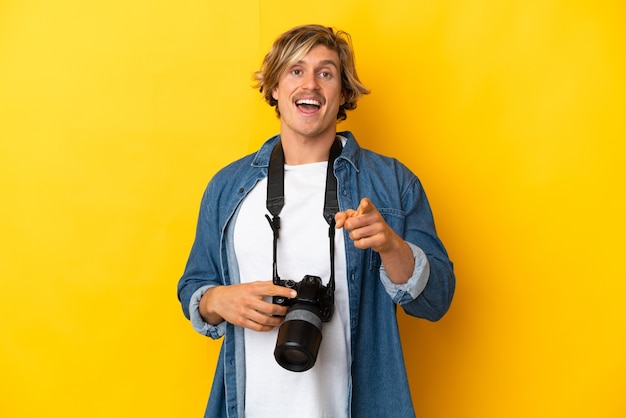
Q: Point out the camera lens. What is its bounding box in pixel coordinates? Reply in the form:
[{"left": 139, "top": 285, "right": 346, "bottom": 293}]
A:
[
  {"left": 278, "top": 347, "right": 309, "bottom": 368},
  {"left": 274, "top": 306, "right": 323, "bottom": 372}
]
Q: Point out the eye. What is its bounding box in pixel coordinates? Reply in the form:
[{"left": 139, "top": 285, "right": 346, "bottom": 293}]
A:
[
  {"left": 319, "top": 71, "right": 332, "bottom": 79},
  {"left": 291, "top": 69, "right": 303, "bottom": 76}
]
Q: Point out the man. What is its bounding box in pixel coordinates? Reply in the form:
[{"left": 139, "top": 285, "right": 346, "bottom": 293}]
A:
[{"left": 178, "top": 24, "right": 455, "bottom": 417}]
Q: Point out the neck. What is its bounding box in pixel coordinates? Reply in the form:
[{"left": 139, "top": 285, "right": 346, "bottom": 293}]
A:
[{"left": 279, "top": 131, "right": 337, "bottom": 165}]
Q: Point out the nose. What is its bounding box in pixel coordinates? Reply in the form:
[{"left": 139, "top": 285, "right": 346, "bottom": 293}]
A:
[{"left": 302, "top": 72, "right": 320, "bottom": 90}]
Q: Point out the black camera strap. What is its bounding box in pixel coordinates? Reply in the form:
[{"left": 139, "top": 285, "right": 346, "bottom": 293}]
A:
[{"left": 265, "top": 139, "right": 343, "bottom": 292}]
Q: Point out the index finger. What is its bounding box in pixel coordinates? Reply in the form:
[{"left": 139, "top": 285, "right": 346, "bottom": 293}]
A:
[
  {"left": 356, "top": 198, "right": 376, "bottom": 216},
  {"left": 265, "top": 282, "right": 297, "bottom": 299}
]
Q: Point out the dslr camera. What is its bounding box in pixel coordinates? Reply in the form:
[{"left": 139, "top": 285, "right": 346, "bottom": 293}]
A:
[{"left": 273, "top": 275, "right": 334, "bottom": 372}]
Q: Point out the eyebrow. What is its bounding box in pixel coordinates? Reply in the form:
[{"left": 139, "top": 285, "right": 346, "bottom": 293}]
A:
[{"left": 294, "top": 59, "right": 340, "bottom": 69}]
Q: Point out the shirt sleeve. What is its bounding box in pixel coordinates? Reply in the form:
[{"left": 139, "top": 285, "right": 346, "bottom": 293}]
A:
[
  {"left": 379, "top": 241, "right": 430, "bottom": 305},
  {"left": 189, "top": 285, "right": 227, "bottom": 339}
]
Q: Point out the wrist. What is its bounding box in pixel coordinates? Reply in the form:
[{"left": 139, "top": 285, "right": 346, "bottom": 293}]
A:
[{"left": 199, "top": 286, "right": 224, "bottom": 325}]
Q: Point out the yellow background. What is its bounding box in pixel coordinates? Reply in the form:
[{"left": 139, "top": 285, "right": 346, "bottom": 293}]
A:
[{"left": 1, "top": 1, "right": 624, "bottom": 417}]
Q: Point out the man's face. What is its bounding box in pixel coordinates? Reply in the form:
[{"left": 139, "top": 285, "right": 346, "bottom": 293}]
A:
[{"left": 272, "top": 44, "right": 345, "bottom": 141}]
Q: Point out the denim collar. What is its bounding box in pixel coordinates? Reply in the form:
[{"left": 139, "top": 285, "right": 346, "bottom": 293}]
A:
[{"left": 250, "top": 130, "right": 361, "bottom": 172}]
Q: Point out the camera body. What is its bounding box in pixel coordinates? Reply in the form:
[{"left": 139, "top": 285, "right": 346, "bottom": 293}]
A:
[
  {"left": 273, "top": 275, "right": 335, "bottom": 372},
  {"left": 273, "top": 275, "right": 334, "bottom": 322}
]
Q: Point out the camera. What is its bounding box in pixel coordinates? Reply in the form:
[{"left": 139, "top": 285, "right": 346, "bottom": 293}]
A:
[{"left": 273, "top": 275, "right": 334, "bottom": 372}]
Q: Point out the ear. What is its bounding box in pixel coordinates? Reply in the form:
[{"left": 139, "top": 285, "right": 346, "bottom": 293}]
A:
[{"left": 272, "top": 86, "right": 278, "bottom": 101}]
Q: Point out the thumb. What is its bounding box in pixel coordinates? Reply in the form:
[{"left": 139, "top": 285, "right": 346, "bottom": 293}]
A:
[{"left": 334, "top": 211, "right": 347, "bottom": 228}]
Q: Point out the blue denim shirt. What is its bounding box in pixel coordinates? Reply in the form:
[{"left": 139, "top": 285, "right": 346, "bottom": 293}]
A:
[{"left": 177, "top": 131, "right": 455, "bottom": 418}]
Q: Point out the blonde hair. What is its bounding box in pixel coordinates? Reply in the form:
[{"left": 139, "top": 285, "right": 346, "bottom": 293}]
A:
[{"left": 254, "top": 24, "right": 370, "bottom": 121}]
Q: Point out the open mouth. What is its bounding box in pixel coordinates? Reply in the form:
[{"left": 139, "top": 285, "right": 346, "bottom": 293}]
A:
[{"left": 295, "top": 98, "right": 322, "bottom": 113}]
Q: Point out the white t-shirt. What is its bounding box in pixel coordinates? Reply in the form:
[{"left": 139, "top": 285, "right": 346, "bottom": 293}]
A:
[{"left": 234, "top": 161, "right": 350, "bottom": 418}]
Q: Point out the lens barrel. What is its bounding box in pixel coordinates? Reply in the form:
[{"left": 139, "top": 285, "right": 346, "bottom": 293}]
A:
[{"left": 274, "top": 305, "right": 323, "bottom": 372}]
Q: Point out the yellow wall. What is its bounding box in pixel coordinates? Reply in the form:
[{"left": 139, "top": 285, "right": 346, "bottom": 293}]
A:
[{"left": 1, "top": 1, "right": 624, "bottom": 417}]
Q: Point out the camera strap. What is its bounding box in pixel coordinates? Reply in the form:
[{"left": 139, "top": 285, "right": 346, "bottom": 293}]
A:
[{"left": 265, "top": 139, "right": 342, "bottom": 292}]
